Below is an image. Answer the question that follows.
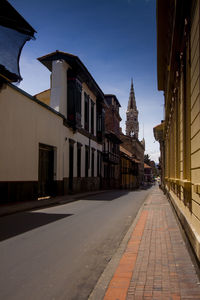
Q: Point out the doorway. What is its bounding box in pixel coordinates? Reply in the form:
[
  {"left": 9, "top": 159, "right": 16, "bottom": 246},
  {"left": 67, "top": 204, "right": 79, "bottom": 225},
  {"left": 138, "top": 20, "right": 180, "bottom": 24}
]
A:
[{"left": 38, "top": 144, "right": 54, "bottom": 198}]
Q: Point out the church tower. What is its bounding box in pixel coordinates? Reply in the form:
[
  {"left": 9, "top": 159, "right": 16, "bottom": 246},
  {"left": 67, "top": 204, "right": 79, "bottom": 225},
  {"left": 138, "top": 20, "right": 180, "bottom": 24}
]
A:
[{"left": 126, "top": 78, "right": 139, "bottom": 138}]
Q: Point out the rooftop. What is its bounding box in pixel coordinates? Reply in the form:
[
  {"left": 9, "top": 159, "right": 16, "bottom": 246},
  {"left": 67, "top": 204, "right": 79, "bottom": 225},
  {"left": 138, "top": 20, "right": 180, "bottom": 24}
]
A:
[{"left": 38, "top": 50, "right": 105, "bottom": 102}]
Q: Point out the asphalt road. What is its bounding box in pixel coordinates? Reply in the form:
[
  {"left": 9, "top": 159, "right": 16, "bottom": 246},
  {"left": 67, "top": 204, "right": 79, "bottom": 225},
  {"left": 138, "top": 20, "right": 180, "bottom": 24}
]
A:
[{"left": 0, "top": 188, "right": 152, "bottom": 300}]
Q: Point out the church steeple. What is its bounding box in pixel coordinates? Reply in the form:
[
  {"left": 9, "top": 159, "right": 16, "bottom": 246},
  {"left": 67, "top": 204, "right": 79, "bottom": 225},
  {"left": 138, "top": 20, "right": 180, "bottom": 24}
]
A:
[
  {"left": 126, "top": 78, "right": 139, "bottom": 138},
  {"left": 128, "top": 78, "right": 136, "bottom": 110}
]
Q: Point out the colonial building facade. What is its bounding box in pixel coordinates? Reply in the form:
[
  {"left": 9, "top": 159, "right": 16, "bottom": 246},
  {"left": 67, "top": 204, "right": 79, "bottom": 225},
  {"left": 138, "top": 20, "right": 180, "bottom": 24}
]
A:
[
  {"left": 154, "top": 0, "right": 200, "bottom": 262},
  {"left": 0, "top": 51, "right": 105, "bottom": 202}
]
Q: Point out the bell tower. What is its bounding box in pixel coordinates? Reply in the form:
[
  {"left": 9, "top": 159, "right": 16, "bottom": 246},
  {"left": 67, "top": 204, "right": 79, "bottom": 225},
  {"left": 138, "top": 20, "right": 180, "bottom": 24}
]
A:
[{"left": 126, "top": 78, "right": 139, "bottom": 138}]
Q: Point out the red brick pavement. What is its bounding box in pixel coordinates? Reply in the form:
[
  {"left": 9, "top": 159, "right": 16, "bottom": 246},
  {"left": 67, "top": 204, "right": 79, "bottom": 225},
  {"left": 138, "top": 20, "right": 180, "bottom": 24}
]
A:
[{"left": 103, "top": 186, "right": 200, "bottom": 300}]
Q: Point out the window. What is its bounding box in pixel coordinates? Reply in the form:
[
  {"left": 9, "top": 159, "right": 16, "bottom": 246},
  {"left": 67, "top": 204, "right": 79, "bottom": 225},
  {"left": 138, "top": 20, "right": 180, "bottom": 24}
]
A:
[
  {"left": 85, "top": 146, "right": 89, "bottom": 177},
  {"left": 67, "top": 72, "right": 82, "bottom": 128},
  {"left": 91, "top": 100, "right": 94, "bottom": 135},
  {"left": 77, "top": 143, "right": 82, "bottom": 177},
  {"left": 96, "top": 103, "right": 105, "bottom": 141},
  {"left": 84, "top": 93, "right": 89, "bottom": 131}
]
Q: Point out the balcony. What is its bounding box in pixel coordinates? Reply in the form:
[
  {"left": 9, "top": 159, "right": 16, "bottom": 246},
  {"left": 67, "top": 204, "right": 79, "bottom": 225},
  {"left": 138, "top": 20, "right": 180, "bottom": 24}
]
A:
[{"left": 102, "top": 151, "right": 119, "bottom": 164}]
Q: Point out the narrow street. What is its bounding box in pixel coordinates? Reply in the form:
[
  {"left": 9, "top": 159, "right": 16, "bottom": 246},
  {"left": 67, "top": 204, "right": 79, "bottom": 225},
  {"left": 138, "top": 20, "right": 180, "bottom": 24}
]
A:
[{"left": 0, "top": 188, "right": 151, "bottom": 300}]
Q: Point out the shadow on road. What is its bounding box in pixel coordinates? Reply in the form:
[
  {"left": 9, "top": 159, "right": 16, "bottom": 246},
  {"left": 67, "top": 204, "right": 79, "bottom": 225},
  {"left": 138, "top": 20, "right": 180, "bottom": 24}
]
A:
[
  {"left": 0, "top": 212, "right": 73, "bottom": 241},
  {"left": 81, "top": 190, "right": 130, "bottom": 201}
]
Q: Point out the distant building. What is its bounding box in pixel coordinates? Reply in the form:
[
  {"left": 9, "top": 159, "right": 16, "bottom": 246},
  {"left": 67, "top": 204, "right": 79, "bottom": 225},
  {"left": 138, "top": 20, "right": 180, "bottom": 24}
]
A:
[
  {"left": 154, "top": 0, "right": 200, "bottom": 262},
  {"left": 120, "top": 146, "right": 139, "bottom": 189},
  {"left": 144, "top": 163, "right": 153, "bottom": 183},
  {"left": 120, "top": 79, "right": 145, "bottom": 186},
  {"left": 149, "top": 160, "right": 158, "bottom": 178},
  {"left": 102, "top": 95, "right": 122, "bottom": 189},
  {"left": 126, "top": 79, "right": 139, "bottom": 138}
]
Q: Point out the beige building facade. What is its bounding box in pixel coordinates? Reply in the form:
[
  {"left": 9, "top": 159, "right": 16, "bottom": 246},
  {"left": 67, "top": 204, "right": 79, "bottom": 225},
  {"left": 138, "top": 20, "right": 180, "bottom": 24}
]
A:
[{"left": 155, "top": 0, "right": 200, "bottom": 262}]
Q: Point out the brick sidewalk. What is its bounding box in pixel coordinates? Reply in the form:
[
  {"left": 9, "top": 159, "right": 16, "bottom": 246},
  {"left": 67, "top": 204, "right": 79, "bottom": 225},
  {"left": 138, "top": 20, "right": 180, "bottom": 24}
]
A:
[{"left": 103, "top": 186, "right": 200, "bottom": 300}]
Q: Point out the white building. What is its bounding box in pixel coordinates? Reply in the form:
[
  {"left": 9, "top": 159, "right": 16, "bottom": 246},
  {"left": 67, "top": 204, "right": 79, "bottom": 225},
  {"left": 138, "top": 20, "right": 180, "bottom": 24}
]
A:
[{"left": 0, "top": 51, "right": 105, "bottom": 202}]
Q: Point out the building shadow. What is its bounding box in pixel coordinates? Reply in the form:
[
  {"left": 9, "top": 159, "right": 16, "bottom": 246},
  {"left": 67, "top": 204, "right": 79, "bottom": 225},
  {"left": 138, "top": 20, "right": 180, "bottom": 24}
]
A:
[
  {"left": 0, "top": 212, "right": 73, "bottom": 241},
  {"left": 81, "top": 190, "right": 130, "bottom": 201}
]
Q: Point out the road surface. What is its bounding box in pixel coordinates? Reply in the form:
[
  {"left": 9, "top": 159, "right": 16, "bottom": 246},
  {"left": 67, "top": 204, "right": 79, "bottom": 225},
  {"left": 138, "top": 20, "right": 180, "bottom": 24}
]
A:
[{"left": 0, "top": 188, "right": 151, "bottom": 300}]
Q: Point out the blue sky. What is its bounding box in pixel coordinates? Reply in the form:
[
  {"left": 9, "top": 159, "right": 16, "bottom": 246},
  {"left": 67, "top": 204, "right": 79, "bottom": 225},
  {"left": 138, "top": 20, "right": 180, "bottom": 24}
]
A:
[{"left": 10, "top": 0, "right": 164, "bottom": 162}]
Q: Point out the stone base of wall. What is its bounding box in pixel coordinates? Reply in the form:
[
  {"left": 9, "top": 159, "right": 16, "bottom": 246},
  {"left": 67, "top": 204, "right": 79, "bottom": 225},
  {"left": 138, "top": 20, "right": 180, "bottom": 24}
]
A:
[
  {"left": 166, "top": 189, "right": 200, "bottom": 264},
  {"left": 72, "top": 177, "right": 100, "bottom": 193},
  {"left": 101, "top": 178, "right": 120, "bottom": 189},
  {"left": 0, "top": 177, "right": 100, "bottom": 203},
  {"left": 0, "top": 181, "right": 38, "bottom": 202}
]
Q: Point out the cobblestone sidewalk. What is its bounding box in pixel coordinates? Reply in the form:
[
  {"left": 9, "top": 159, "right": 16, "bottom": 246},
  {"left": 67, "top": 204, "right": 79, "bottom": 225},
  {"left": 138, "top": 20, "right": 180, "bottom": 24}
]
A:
[{"left": 103, "top": 186, "right": 200, "bottom": 300}]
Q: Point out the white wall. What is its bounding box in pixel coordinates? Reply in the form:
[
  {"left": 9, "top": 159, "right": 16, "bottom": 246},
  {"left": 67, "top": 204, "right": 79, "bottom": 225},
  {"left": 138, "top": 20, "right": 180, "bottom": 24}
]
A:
[
  {"left": 0, "top": 84, "right": 102, "bottom": 182},
  {"left": 0, "top": 85, "right": 64, "bottom": 181}
]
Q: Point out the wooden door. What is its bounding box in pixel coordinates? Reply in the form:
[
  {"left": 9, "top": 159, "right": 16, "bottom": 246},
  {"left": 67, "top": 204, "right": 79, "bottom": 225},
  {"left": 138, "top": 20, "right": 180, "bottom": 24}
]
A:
[{"left": 38, "top": 144, "right": 54, "bottom": 197}]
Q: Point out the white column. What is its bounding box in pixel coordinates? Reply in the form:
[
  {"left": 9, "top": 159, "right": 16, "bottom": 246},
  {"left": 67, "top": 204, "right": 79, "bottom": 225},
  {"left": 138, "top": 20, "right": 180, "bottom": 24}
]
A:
[{"left": 50, "top": 60, "right": 69, "bottom": 118}]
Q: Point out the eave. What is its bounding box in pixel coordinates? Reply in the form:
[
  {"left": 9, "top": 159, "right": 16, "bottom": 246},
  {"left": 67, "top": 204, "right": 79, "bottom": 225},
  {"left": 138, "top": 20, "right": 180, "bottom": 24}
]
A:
[
  {"left": 0, "top": 0, "right": 36, "bottom": 36},
  {"left": 157, "top": 0, "right": 169, "bottom": 91}
]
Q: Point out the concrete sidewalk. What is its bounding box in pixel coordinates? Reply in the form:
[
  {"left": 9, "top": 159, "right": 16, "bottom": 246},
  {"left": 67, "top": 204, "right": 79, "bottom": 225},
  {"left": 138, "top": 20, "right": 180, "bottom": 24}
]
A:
[
  {"left": 98, "top": 186, "right": 200, "bottom": 300},
  {"left": 0, "top": 189, "right": 107, "bottom": 217}
]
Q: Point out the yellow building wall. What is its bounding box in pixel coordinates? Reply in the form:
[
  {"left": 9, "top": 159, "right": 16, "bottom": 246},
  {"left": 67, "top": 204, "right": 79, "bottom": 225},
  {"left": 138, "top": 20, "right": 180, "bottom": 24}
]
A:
[
  {"left": 165, "top": 1, "right": 200, "bottom": 261},
  {"left": 190, "top": 0, "right": 200, "bottom": 241},
  {"left": 35, "top": 89, "right": 51, "bottom": 105},
  {"left": 120, "top": 156, "right": 137, "bottom": 189}
]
